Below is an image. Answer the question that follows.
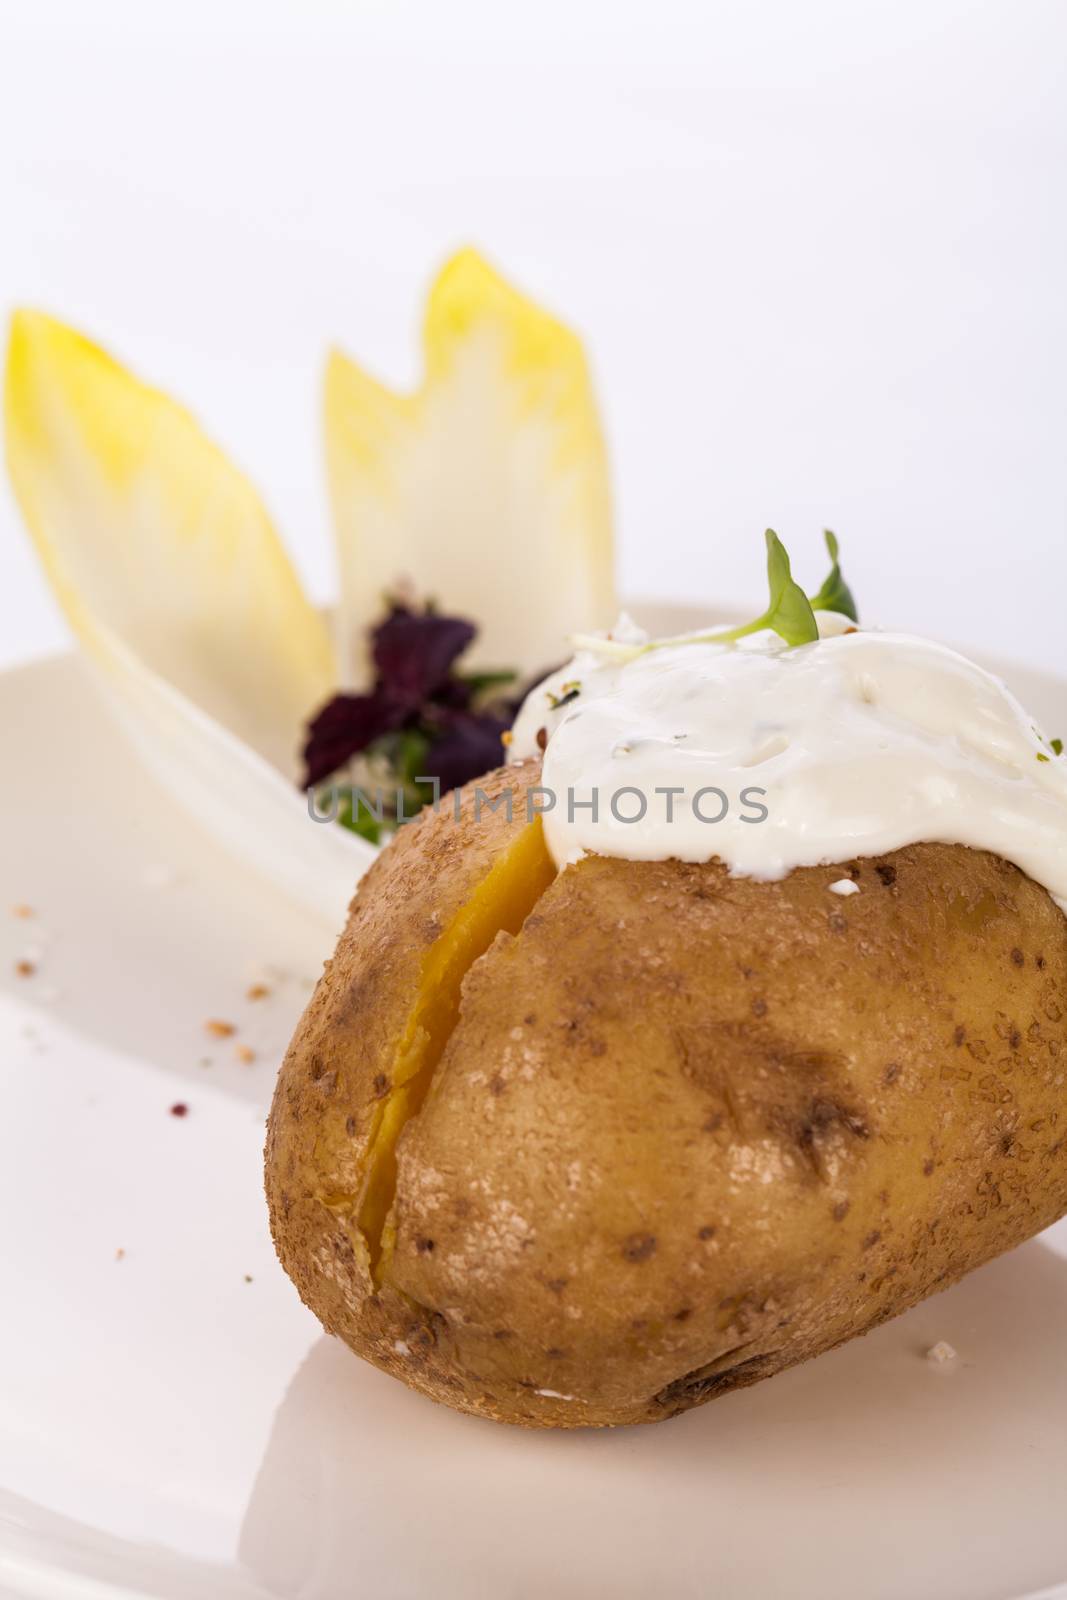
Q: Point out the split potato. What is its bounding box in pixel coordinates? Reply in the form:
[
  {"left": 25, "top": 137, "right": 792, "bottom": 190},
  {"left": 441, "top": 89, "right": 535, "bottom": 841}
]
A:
[{"left": 266, "top": 760, "right": 1067, "bottom": 1427}]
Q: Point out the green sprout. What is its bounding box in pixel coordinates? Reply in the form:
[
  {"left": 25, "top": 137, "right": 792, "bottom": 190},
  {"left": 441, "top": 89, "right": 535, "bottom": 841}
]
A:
[
  {"left": 572, "top": 529, "right": 857, "bottom": 662},
  {"left": 809, "top": 530, "right": 859, "bottom": 622}
]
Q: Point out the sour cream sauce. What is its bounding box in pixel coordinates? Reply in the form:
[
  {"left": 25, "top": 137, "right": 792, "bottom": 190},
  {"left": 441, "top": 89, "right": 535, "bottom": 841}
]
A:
[{"left": 509, "top": 613, "right": 1067, "bottom": 909}]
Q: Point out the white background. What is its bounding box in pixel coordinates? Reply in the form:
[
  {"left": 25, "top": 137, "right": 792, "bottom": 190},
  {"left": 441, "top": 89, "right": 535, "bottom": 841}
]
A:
[{"left": 0, "top": 0, "right": 1064, "bottom": 673}]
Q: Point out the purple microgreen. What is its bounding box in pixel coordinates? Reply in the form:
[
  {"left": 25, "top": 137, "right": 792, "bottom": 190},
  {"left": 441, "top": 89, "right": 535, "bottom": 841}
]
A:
[
  {"left": 421, "top": 712, "right": 511, "bottom": 795},
  {"left": 301, "top": 599, "right": 516, "bottom": 801},
  {"left": 371, "top": 606, "right": 475, "bottom": 701},
  {"left": 302, "top": 689, "right": 409, "bottom": 788}
]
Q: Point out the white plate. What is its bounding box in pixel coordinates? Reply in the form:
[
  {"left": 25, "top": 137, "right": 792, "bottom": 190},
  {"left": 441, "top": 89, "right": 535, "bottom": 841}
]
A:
[{"left": 1, "top": 612, "right": 1066, "bottom": 1600}]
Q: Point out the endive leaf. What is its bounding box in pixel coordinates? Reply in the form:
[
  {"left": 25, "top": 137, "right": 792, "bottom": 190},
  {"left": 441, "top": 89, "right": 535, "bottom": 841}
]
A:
[
  {"left": 91, "top": 630, "right": 374, "bottom": 930},
  {"left": 325, "top": 248, "right": 616, "bottom": 681},
  {"left": 5, "top": 312, "right": 374, "bottom": 924},
  {"left": 5, "top": 311, "right": 335, "bottom": 776}
]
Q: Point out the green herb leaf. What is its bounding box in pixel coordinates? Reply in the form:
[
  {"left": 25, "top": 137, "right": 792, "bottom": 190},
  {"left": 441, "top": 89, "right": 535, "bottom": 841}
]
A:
[
  {"left": 337, "top": 792, "right": 385, "bottom": 844},
  {"left": 391, "top": 726, "right": 432, "bottom": 789},
  {"left": 384, "top": 726, "right": 438, "bottom": 820},
  {"left": 546, "top": 679, "right": 581, "bottom": 710},
  {"left": 808, "top": 529, "right": 859, "bottom": 622},
  {"left": 1052, "top": 737, "right": 1064, "bottom": 757},
  {"left": 458, "top": 668, "right": 519, "bottom": 699},
  {"left": 574, "top": 530, "right": 823, "bottom": 661},
  {"left": 653, "top": 530, "right": 818, "bottom": 649},
  {"left": 761, "top": 530, "right": 820, "bottom": 645}
]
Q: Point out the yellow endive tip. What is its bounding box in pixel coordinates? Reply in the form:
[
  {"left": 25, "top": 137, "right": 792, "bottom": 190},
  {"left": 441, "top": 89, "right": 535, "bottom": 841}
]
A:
[
  {"left": 4, "top": 308, "right": 336, "bottom": 774},
  {"left": 325, "top": 246, "right": 616, "bottom": 676}
]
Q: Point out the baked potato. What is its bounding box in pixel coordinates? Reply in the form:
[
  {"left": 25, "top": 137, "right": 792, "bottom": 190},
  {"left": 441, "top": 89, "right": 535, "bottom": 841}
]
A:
[{"left": 266, "top": 759, "right": 1067, "bottom": 1427}]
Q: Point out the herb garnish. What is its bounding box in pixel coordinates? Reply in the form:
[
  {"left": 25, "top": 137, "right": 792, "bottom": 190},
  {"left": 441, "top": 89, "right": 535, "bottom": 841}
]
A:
[
  {"left": 547, "top": 679, "right": 581, "bottom": 710},
  {"left": 303, "top": 531, "right": 860, "bottom": 840},
  {"left": 301, "top": 602, "right": 516, "bottom": 838},
  {"left": 757, "top": 530, "right": 820, "bottom": 646},
  {"left": 808, "top": 530, "right": 859, "bottom": 622},
  {"left": 573, "top": 529, "right": 857, "bottom": 663}
]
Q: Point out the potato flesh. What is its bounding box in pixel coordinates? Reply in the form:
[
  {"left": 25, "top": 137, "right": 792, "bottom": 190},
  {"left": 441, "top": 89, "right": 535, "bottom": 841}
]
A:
[{"left": 357, "top": 816, "right": 556, "bottom": 1278}]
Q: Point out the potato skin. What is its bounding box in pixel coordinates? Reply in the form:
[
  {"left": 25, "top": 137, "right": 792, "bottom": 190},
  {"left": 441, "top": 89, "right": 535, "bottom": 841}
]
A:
[{"left": 267, "top": 764, "right": 1067, "bottom": 1427}]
